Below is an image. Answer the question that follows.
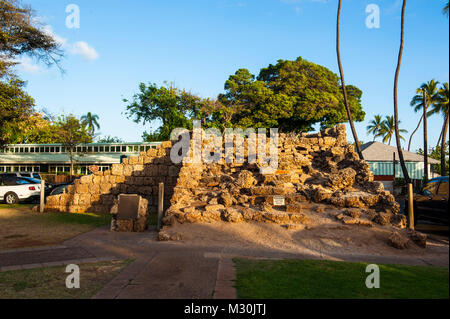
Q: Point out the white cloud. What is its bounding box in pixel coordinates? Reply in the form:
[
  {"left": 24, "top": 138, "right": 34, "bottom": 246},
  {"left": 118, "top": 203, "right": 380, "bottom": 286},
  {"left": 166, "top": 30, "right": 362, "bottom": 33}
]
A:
[
  {"left": 17, "top": 57, "right": 41, "bottom": 74},
  {"left": 41, "top": 25, "right": 99, "bottom": 62},
  {"left": 69, "top": 41, "right": 99, "bottom": 61}
]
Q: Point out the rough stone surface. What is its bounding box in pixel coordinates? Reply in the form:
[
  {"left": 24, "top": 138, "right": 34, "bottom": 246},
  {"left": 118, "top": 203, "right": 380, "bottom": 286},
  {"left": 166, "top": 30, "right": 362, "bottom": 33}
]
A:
[
  {"left": 388, "top": 232, "right": 410, "bottom": 249},
  {"left": 44, "top": 124, "right": 402, "bottom": 232}
]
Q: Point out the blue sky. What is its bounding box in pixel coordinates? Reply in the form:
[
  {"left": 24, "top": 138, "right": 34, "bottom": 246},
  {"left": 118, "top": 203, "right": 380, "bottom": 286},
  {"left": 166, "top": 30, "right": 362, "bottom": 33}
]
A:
[{"left": 16, "top": 0, "right": 449, "bottom": 152}]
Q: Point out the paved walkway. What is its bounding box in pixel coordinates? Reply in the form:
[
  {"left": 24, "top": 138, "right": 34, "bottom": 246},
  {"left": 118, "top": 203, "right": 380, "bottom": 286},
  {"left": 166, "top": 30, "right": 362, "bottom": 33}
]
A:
[{"left": 0, "top": 226, "right": 448, "bottom": 299}]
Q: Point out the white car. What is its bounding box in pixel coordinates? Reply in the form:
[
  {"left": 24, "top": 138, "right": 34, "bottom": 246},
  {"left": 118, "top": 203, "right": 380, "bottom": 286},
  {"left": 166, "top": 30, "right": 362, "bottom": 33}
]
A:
[{"left": 0, "top": 176, "right": 42, "bottom": 204}]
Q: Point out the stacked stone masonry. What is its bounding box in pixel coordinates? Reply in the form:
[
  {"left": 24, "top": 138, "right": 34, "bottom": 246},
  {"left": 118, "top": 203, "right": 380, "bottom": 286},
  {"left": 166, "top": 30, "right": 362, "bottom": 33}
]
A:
[{"left": 45, "top": 124, "right": 402, "bottom": 228}]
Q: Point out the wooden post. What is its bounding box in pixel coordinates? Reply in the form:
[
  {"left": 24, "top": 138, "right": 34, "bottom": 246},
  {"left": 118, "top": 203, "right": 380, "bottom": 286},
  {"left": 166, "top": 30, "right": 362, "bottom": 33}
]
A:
[
  {"left": 407, "top": 183, "right": 414, "bottom": 230},
  {"left": 39, "top": 179, "right": 45, "bottom": 213},
  {"left": 157, "top": 182, "right": 164, "bottom": 231}
]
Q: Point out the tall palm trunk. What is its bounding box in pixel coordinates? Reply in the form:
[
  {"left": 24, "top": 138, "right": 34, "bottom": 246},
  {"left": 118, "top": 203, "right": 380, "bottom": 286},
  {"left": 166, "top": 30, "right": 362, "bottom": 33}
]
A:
[
  {"left": 393, "top": 0, "right": 411, "bottom": 184},
  {"left": 423, "top": 90, "right": 428, "bottom": 181},
  {"left": 441, "top": 112, "right": 449, "bottom": 176},
  {"left": 407, "top": 114, "right": 423, "bottom": 151},
  {"left": 336, "top": 0, "right": 364, "bottom": 160},
  {"left": 436, "top": 126, "right": 443, "bottom": 149}
]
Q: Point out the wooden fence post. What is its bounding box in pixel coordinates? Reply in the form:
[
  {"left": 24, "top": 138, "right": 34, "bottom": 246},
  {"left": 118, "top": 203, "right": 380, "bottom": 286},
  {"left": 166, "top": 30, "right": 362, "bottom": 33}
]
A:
[
  {"left": 40, "top": 179, "right": 45, "bottom": 213},
  {"left": 407, "top": 183, "right": 414, "bottom": 230},
  {"left": 157, "top": 183, "right": 164, "bottom": 231}
]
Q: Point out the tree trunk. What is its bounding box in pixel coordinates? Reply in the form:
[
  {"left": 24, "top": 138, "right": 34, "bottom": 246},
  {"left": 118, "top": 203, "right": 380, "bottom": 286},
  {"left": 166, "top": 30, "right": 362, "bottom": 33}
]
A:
[
  {"left": 423, "top": 90, "right": 428, "bottom": 181},
  {"left": 407, "top": 113, "right": 424, "bottom": 151},
  {"left": 393, "top": 0, "right": 411, "bottom": 184},
  {"left": 336, "top": 0, "right": 364, "bottom": 160},
  {"left": 436, "top": 124, "right": 443, "bottom": 149},
  {"left": 441, "top": 112, "right": 449, "bottom": 176}
]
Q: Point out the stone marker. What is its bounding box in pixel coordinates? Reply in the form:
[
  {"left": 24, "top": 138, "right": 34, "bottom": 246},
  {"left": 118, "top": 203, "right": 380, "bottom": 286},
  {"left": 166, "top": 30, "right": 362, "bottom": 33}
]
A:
[{"left": 111, "top": 194, "right": 149, "bottom": 232}]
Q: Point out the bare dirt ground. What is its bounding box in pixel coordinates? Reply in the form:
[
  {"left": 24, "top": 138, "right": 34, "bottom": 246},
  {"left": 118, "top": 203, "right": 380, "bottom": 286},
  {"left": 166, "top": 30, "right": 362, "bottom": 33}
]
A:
[
  {"left": 0, "top": 207, "right": 95, "bottom": 250},
  {"left": 164, "top": 203, "right": 449, "bottom": 262}
]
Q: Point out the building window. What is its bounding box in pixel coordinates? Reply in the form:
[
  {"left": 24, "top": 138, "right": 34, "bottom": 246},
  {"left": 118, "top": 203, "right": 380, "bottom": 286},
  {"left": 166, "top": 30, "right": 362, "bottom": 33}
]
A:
[
  {"left": 94, "top": 147, "right": 99, "bottom": 152},
  {"left": 122, "top": 146, "right": 126, "bottom": 152},
  {"left": 99, "top": 146, "right": 104, "bottom": 152}
]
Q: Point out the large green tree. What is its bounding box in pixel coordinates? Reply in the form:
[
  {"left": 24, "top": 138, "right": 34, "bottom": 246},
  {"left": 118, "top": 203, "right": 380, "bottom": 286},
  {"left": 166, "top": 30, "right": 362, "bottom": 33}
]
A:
[
  {"left": 0, "top": 0, "right": 62, "bottom": 148},
  {"left": 220, "top": 57, "right": 365, "bottom": 132},
  {"left": 0, "top": 75, "right": 35, "bottom": 146},
  {"left": 124, "top": 82, "right": 219, "bottom": 141},
  {"left": 54, "top": 114, "right": 92, "bottom": 175}
]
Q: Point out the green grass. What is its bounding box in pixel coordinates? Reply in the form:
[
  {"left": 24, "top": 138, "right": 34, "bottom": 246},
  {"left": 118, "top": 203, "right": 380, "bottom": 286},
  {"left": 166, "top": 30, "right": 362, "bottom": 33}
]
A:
[
  {"left": 0, "top": 260, "right": 132, "bottom": 299},
  {"left": 0, "top": 204, "right": 35, "bottom": 209},
  {"left": 41, "top": 212, "right": 112, "bottom": 227},
  {"left": 234, "top": 258, "right": 449, "bottom": 299}
]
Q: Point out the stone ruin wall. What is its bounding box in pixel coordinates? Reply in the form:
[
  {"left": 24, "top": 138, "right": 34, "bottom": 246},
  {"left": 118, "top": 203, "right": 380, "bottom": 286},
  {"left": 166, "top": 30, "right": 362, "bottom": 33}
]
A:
[
  {"left": 45, "top": 141, "right": 179, "bottom": 214},
  {"left": 45, "top": 124, "right": 403, "bottom": 228}
]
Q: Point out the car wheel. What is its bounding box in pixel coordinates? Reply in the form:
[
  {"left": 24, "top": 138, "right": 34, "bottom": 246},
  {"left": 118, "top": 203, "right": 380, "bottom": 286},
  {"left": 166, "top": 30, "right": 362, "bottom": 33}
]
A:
[{"left": 4, "top": 192, "right": 19, "bottom": 205}]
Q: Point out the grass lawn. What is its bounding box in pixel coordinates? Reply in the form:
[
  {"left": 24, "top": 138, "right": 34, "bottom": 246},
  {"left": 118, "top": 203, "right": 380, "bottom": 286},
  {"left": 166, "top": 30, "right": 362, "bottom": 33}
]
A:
[
  {"left": 0, "top": 260, "right": 131, "bottom": 299},
  {"left": 234, "top": 258, "right": 449, "bottom": 299},
  {"left": 0, "top": 206, "right": 111, "bottom": 250}
]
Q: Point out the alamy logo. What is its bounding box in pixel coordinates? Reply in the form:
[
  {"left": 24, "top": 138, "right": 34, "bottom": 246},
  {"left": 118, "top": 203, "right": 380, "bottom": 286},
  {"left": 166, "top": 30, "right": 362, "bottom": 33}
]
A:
[
  {"left": 65, "top": 4, "right": 80, "bottom": 29},
  {"left": 366, "top": 4, "right": 380, "bottom": 29},
  {"left": 365, "top": 264, "right": 380, "bottom": 288},
  {"left": 170, "top": 120, "right": 279, "bottom": 174},
  {"left": 65, "top": 264, "right": 80, "bottom": 289}
]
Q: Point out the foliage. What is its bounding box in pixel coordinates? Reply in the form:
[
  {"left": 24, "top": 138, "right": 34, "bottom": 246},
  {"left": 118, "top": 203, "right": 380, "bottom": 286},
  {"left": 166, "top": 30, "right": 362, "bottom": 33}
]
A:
[
  {"left": 97, "top": 135, "right": 124, "bottom": 143},
  {"left": 0, "top": 75, "right": 35, "bottom": 147},
  {"left": 0, "top": 0, "right": 63, "bottom": 75},
  {"left": 81, "top": 112, "right": 100, "bottom": 138},
  {"left": 366, "top": 115, "right": 383, "bottom": 141},
  {"left": 221, "top": 57, "right": 365, "bottom": 132},
  {"left": 125, "top": 58, "right": 366, "bottom": 141},
  {"left": 54, "top": 114, "right": 92, "bottom": 174},
  {"left": 376, "top": 115, "right": 407, "bottom": 145},
  {"left": 124, "top": 82, "right": 221, "bottom": 141},
  {"left": 0, "top": 0, "right": 62, "bottom": 148},
  {"left": 417, "top": 143, "right": 449, "bottom": 176}
]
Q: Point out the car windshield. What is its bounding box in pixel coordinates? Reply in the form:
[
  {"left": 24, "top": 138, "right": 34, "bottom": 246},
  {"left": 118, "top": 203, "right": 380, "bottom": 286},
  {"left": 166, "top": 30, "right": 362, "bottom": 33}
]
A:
[{"left": 32, "top": 173, "right": 41, "bottom": 179}]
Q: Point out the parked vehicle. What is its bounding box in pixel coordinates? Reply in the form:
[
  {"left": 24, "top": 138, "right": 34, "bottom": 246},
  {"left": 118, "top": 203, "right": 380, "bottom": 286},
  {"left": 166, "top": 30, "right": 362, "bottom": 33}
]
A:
[
  {"left": 1, "top": 172, "right": 42, "bottom": 179},
  {"left": 407, "top": 176, "right": 449, "bottom": 226},
  {"left": 0, "top": 176, "right": 43, "bottom": 204}
]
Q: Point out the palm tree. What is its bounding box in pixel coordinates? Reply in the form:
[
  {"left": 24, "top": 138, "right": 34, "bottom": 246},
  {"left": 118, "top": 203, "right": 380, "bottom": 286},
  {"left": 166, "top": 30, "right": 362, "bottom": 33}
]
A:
[
  {"left": 336, "top": 0, "right": 364, "bottom": 160},
  {"left": 408, "top": 80, "right": 440, "bottom": 151},
  {"left": 393, "top": 0, "right": 411, "bottom": 184},
  {"left": 366, "top": 115, "right": 383, "bottom": 141},
  {"left": 428, "top": 82, "right": 449, "bottom": 175},
  {"left": 81, "top": 112, "right": 100, "bottom": 137},
  {"left": 379, "top": 116, "right": 407, "bottom": 145},
  {"left": 444, "top": 1, "right": 449, "bottom": 17}
]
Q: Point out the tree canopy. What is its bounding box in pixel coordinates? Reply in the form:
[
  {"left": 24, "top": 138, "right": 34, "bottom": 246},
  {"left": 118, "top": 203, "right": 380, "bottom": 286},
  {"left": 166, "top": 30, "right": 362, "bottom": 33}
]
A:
[
  {"left": 125, "top": 57, "right": 365, "bottom": 141},
  {"left": 0, "top": 0, "right": 62, "bottom": 148}
]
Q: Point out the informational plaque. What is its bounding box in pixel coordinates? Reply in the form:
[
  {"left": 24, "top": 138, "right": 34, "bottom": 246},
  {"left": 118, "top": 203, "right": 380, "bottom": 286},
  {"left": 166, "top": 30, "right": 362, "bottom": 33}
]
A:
[
  {"left": 273, "top": 195, "right": 285, "bottom": 206},
  {"left": 117, "top": 194, "right": 140, "bottom": 220}
]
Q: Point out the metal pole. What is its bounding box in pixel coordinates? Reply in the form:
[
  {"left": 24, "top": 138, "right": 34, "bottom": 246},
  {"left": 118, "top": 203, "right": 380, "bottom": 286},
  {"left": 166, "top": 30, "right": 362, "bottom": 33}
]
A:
[
  {"left": 407, "top": 183, "right": 414, "bottom": 230},
  {"left": 40, "top": 179, "right": 45, "bottom": 213},
  {"left": 157, "top": 182, "right": 164, "bottom": 231}
]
